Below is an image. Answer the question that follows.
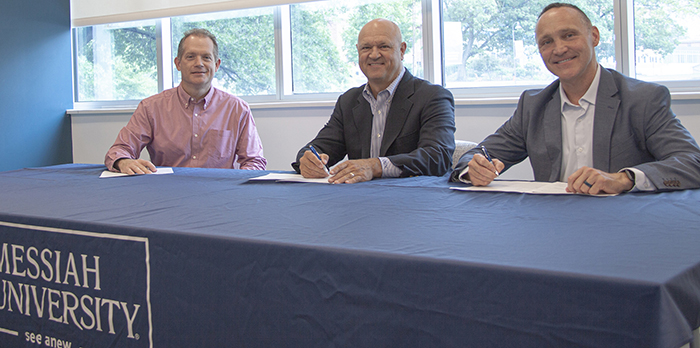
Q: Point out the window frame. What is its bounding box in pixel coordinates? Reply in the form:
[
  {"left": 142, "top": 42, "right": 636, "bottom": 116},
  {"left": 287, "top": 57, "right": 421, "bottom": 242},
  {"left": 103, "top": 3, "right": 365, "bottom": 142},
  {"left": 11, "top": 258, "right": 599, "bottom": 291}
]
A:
[{"left": 70, "top": 0, "right": 700, "bottom": 110}]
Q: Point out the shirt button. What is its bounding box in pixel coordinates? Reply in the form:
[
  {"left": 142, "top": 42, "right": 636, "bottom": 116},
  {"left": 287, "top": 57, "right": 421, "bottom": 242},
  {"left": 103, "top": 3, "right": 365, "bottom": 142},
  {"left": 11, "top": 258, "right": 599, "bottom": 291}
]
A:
[
  {"left": 194, "top": 134, "right": 198, "bottom": 138},
  {"left": 377, "top": 134, "right": 381, "bottom": 138},
  {"left": 194, "top": 113, "right": 198, "bottom": 117},
  {"left": 577, "top": 147, "right": 583, "bottom": 153},
  {"left": 192, "top": 155, "right": 197, "bottom": 159}
]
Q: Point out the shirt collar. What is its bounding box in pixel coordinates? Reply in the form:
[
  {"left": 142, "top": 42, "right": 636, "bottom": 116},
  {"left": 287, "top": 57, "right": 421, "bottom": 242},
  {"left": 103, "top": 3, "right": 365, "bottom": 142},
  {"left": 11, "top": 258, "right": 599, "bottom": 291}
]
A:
[
  {"left": 363, "top": 68, "right": 406, "bottom": 101},
  {"left": 178, "top": 84, "right": 215, "bottom": 109},
  {"left": 559, "top": 64, "right": 601, "bottom": 110}
]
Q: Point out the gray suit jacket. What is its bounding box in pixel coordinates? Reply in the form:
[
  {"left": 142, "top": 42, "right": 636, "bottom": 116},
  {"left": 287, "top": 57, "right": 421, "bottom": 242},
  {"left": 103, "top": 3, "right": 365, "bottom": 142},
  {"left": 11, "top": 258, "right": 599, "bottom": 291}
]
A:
[
  {"left": 293, "top": 69, "right": 456, "bottom": 177},
  {"left": 451, "top": 68, "right": 700, "bottom": 191}
]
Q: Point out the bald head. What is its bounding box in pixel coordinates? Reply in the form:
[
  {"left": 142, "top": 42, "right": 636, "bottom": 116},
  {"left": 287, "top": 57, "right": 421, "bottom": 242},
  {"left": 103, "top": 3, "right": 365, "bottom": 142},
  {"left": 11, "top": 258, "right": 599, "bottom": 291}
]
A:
[
  {"left": 356, "top": 18, "right": 406, "bottom": 96},
  {"left": 358, "top": 18, "right": 402, "bottom": 44}
]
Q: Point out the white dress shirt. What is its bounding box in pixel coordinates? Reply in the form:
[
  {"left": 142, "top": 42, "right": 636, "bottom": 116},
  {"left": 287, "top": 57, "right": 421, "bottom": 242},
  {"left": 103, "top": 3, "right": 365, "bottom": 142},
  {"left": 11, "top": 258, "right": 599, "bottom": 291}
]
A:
[
  {"left": 362, "top": 69, "right": 405, "bottom": 177},
  {"left": 559, "top": 65, "right": 653, "bottom": 191},
  {"left": 460, "top": 65, "right": 654, "bottom": 191}
]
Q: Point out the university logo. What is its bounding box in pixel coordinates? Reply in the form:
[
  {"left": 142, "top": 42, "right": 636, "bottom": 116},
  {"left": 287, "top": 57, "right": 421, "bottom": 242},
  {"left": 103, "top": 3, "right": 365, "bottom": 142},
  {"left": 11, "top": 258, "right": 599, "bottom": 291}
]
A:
[{"left": 0, "top": 221, "right": 152, "bottom": 348}]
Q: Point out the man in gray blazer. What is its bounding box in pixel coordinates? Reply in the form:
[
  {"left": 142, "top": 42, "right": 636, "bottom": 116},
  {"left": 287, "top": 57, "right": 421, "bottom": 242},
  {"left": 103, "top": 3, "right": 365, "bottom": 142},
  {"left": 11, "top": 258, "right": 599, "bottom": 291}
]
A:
[
  {"left": 451, "top": 2, "right": 700, "bottom": 194},
  {"left": 292, "top": 18, "right": 455, "bottom": 184}
]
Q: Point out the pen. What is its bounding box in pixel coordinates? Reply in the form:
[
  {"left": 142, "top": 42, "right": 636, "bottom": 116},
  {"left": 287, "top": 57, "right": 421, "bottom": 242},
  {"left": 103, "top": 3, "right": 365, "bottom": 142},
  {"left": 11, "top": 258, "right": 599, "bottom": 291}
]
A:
[
  {"left": 480, "top": 146, "right": 500, "bottom": 176},
  {"left": 309, "top": 145, "right": 330, "bottom": 175}
]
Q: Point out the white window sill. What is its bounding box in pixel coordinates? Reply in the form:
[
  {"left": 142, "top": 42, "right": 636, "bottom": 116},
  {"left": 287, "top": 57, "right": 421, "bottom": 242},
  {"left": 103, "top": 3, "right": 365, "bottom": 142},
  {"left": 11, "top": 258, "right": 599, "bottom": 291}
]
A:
[{"left": 66, "top": 91, "right": 700, "bottom": 116}]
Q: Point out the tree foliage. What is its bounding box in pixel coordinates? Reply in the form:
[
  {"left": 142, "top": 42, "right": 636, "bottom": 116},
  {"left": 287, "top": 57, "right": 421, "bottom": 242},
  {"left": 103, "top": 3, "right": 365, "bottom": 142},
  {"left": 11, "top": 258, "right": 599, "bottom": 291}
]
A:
[
  {"left": 634, "top": 0, "right": 688, "bottom": 55},
  {"left": 442, "top": 0, "right": 691, "bottom": 83},
  {"left": 291, "top": 5, "right": 352, "bottom": 93},
  {"left": 75, "top": 0, "right": 694, "bottom": 101},
  {"left": 172, "top": 14, "right": 276, "bottom": 96},
  {"left": 341, "top": 0, "right": 421, "bottom": 64},
  {"left": 76, "top": 25, "right": 158, "bottom": 101},
  {"left": 291, "top": 0, "right": 422, "bottom": 93}
]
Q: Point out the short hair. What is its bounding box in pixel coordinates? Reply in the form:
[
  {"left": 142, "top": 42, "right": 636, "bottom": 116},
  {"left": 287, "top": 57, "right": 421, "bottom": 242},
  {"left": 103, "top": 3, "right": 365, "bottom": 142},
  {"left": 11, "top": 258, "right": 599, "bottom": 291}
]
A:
[
  {"left": 177, "top": 28, "right": 219, "bottom": 60},
  {"left": 538, "top": 3, "right": 592, "bottom": 27}
]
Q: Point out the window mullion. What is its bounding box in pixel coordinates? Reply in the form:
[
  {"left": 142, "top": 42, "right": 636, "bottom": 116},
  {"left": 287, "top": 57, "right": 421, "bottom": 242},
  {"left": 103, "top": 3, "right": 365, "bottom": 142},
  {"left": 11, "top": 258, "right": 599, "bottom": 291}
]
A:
[
  {"left": 275, "top": 5, "right": 293, "bottom": 100},
  {"left": 156, "top": 18, "right": 173, "bottom": 92},
  {"left": 614, "top": 0, "right": 635, "bottom": 77},
  {"left": 422, "top": 0, "right": 443, "bottom": 85}
]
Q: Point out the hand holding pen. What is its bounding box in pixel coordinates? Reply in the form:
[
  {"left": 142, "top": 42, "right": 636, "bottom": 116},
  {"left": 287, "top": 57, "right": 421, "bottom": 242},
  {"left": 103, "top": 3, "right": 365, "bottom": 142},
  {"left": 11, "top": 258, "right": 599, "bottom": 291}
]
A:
[
  {"left": 465, "top": 146, "right": 504, "bottom": 186},
  {"left": 299, "top": 144, "right": 330, "bottom": 178},
  {"left": 480, "top": 146, "right": 500, "bottom": 176},
  {"left": 309, "top": 145, "right": 330, "bottom": 175}
]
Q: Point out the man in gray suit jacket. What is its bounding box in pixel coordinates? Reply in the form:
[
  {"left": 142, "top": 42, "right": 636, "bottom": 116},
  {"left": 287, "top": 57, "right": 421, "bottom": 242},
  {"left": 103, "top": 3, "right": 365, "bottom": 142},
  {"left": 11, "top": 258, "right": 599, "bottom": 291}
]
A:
[
  {"left": 293, "top": 18, "right": 455, "bottom": 184},
  {"left": 451, "top": 2, "right": 700, "bottom": 194}
]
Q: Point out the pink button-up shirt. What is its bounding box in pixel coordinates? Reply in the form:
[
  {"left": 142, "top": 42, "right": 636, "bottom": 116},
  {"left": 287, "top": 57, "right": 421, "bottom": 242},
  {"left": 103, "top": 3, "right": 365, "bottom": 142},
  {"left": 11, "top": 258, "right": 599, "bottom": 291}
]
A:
[{"left": 105, "top": 85, "right": 266, "bottom": 171}]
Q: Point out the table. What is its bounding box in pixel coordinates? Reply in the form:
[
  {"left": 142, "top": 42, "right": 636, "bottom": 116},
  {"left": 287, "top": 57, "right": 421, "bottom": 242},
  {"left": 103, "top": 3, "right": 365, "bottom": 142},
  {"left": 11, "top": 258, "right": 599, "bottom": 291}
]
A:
[{"left": 1, "top": 164, "right": 699, "bottom": 348}]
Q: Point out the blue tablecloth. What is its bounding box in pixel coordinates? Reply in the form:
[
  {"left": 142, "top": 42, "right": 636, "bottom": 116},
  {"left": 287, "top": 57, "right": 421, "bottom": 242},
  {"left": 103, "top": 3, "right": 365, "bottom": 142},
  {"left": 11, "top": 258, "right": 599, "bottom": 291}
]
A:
[{"left": 1, "top": 164, "right": 699, "bottom": 347}]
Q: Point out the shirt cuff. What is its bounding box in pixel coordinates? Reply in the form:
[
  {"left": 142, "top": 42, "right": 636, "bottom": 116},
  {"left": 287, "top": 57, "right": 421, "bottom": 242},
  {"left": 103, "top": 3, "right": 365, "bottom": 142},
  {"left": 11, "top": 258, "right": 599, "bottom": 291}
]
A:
[
  {"left": 621, "top": 167, "right": 655, "bottom": 192},
  {"left": 457, "top": 167, "right": 471, "bottom": 183},
  {"left": 379, "top": 157, "right": 402, "bottom": 178}
]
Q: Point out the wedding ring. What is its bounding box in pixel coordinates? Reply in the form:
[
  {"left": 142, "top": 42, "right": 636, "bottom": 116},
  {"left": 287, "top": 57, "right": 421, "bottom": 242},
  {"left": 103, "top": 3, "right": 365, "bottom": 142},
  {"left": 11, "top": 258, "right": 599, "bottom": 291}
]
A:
[{"left": 583, "top": 180, "right": 593, "bottom": 188}]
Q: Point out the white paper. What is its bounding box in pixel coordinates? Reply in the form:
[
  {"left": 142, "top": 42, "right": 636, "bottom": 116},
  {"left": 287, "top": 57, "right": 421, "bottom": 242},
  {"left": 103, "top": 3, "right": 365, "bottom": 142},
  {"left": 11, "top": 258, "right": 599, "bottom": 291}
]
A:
[
  {"left": 99, "top": 167, "right": 174, "bottom": 178},
  {"left": 249, "top": 173, "right": 331, "bottom": 184},
  {"left": 450, "top": 180, "right": 617, "bottom": 196}
]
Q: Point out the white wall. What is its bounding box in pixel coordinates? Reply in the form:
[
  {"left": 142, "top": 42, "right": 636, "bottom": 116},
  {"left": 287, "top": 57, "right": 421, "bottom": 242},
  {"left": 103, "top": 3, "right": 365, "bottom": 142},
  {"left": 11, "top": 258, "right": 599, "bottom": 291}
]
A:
[{"left": 70, "top": 97, "right": 700, "bottom": 181}]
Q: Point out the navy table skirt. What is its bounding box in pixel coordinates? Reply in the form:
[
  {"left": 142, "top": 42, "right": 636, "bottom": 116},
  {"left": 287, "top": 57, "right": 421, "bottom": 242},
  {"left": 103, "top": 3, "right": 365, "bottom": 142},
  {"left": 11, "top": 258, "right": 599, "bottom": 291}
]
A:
[{"left": 0, "top": 164, "right": 699, "bottom": 348}]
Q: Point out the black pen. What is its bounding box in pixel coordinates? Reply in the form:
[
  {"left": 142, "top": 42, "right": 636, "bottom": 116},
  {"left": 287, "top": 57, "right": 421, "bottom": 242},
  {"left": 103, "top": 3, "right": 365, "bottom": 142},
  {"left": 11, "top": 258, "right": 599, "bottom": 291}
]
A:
[
  {"left": 480, "top": 146, "right": 500, "bottom": 176},
  {"left": 309, "top": 145, "right": 330, "bottom": 175}
]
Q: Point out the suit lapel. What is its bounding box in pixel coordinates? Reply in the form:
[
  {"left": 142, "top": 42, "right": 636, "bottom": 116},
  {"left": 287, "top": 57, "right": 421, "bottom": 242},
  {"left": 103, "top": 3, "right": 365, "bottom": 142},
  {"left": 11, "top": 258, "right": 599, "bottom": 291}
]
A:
[
  {"left": 353, "top": 89, "right": 373, "bottom": 158},
  {"left": 381, "top": 71, "right": 413, "bottom": 156},
  {"left": 592, "top": 69, "right": 620, "bottom": 172},
  {"left": 543, "top": 87, "right": 563, "bottom": 181}
]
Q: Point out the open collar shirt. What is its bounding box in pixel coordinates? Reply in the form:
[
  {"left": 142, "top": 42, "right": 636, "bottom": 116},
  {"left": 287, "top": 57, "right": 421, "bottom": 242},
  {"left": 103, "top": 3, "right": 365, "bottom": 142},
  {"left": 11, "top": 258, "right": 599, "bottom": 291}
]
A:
[
  {"left": 559, "top": 65, "right": 652, "bottom": 191},
  {"left": 105, "top": 84, "right": 266, "bottom": 171},
  {"left": 362, "top": 69, "right": 405, "bottom": 177},
  {"left": 559, "top": 65, "right": 600, "bottom": 180}
]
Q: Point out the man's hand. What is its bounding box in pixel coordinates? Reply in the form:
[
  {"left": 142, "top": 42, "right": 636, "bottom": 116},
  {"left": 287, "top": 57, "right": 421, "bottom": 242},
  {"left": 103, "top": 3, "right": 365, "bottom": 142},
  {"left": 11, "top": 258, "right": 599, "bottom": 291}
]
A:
[
  {"left": 328, "top": 158, "right": 382, "bottom": 184},
  {"left": 566, "top": 166, "right": 634, "bottom": 194},
  {"left": 299, "top": 150, "right": 330, "bottom": 178},
  {"left": 115, "top": 159, "right": 157, "bottom": 175},
  {"left": 465, "top": 154, "right": 504, "bottom": 186}
]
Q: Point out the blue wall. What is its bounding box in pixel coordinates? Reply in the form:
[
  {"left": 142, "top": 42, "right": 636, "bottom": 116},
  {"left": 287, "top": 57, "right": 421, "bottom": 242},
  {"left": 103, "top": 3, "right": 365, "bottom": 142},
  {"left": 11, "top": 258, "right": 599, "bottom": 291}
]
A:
[{"left": 0, "top": 0, "right": 73, "bottom": 172}]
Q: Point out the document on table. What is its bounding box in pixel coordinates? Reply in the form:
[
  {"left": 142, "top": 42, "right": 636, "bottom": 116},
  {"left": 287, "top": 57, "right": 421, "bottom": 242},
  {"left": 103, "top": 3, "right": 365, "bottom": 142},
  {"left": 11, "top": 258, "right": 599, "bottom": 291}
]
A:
[
  {"left": 99, "top": 167, "right": 174, "bottom": 178},
  {"left": 249, "top": 173, "right": 331, "bottom": 184},
  {"left": 450, "top": 180, "right": 618, "bottom": 196}
]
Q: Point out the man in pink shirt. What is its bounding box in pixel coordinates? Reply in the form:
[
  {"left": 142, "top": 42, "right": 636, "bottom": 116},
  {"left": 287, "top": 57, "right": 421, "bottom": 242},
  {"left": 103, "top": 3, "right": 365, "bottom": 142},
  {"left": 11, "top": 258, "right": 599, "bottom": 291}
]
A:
[{"left": 105, "top": 28, "right": 267, "bottom": 174}]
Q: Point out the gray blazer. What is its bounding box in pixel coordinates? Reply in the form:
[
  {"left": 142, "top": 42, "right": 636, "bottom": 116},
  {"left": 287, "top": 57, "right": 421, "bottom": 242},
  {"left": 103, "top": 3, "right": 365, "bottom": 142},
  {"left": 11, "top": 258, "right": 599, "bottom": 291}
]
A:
[
  {"left": 293, "top": 69, "right": 456, "bottom": 177},
  {"left": 451, "top": 68, "right": 700, "bottom": 191}
]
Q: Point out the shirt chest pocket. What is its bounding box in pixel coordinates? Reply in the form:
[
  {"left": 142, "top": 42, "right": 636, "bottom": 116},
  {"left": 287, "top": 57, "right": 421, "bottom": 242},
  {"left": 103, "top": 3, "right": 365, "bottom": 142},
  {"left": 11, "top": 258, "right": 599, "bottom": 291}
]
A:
[{"left": 203, "top": 130, "right": 235, "bottom": 158}]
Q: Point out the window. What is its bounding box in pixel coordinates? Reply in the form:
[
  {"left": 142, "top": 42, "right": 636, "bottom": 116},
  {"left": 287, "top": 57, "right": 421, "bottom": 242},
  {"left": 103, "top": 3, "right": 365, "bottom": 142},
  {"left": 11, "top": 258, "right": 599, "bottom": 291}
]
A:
[
  {"left": 634, "top": 0, "right": 700, "bottom": 81},
  {"left": 289, "top": 0, "right": 422, "bottom": 94},
  {"left": 71, "top": 0, "right": 700, "bottom": 106},
  {"left": 74, "top": 20, "right": 158, "bottom": 101},
  {"left": 171, "top": 8, "right": 276, "bottom": 96},
  {"left": 441, "top": 0, "right": 616, "bottom": 89}
]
